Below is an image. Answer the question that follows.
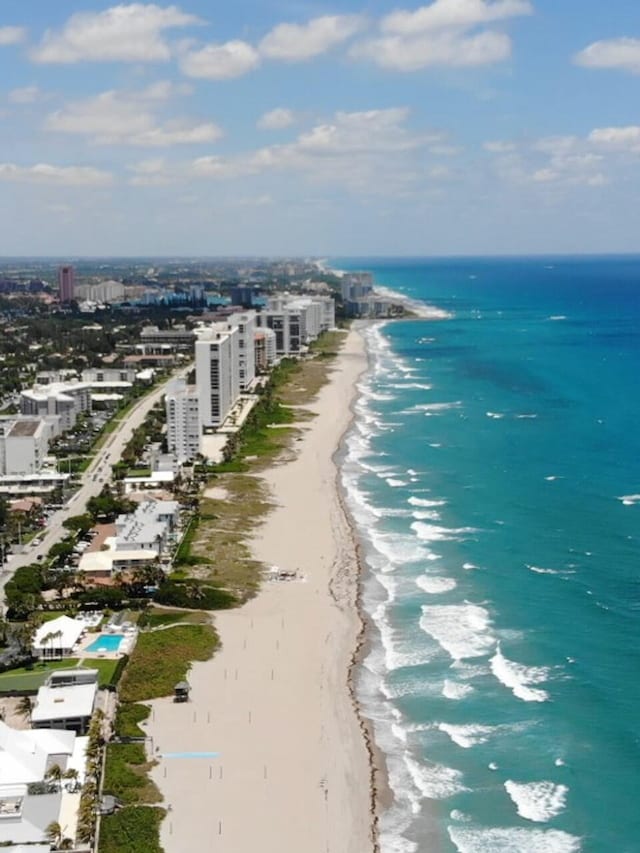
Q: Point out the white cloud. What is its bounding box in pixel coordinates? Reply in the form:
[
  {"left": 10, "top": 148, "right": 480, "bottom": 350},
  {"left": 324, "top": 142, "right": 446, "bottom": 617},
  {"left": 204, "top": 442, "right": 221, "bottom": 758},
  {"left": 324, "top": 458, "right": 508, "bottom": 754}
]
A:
[
  {"left": 260, "top": 14, "right": 365, "bottom": 61},
  {"left": 45, "top": 86, "right": 222, "bottom": 147},
  {"left": 0, "top": 26, "right": 26, "bottom": 46},
  {"left": 589, "top": 126, "right": 640, "bottom": 153},
  {"left": 180, "top": 40, "right": 260, "bottom": 79},
  {"left": 8, "top": 85, "right": 41, "bottom": 104},
  {"left": 485, "top": 134, "right": 608, "bottom": 187},
  {"left": 257, "top": 108, "right": 296, "bottom": 130},
  {"left": 31, "top": 3, "right": 200, "bottom": 64},
  {"left": 574, "top": 38, "right": 640, "bottom": 74},
  {"left": 189, "top": 108, "right": 445, "bottom": 196},
  {"left": 381, "top": 0, "right": 533, "bottom": 34},
  {"left": 351, "top": 0, "right": 530, "bottom": 71},
  {"left": 351, "top": 29, "right": 511, "bottom": 70},
  {"left": 0, "top": 163, "right": 112, "bottom": 186}
]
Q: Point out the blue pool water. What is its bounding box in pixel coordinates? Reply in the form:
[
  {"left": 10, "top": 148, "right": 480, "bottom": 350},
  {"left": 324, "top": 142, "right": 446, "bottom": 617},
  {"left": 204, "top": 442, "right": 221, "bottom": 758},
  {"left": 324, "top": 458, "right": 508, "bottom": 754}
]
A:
[
  {"left": 333, "top": 257, "right": 640, "bottom": 853},
  {"left": 85, "top": 633, "right": 125, "bottom": 653}
]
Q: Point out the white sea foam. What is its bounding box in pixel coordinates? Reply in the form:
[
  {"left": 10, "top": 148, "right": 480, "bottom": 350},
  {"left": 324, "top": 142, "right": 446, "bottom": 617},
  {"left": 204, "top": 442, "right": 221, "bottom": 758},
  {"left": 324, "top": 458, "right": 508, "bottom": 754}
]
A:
[
  {"left": 490, "top": 645, "right": 550, "bottom": 702},
  {"left": 463, "top": 562, "right": 479, "bottom": 570},
  {"left": 450, "top": 660, "right": 489, "bottom": 679},
  {"left": 416, "top": 576, "right": 458, "bottom": 594},
  {"left": 390, "top": 382, "right": 434, "bottom": 390},
  {"left": 412, "top": 521, "right": 477, "bottom": 542},
  {"left": 442, "top": 679, "right": 475, "bottom": 700},
  {"left": 404, "top": 755, "right": 468, "bottom": 799},
  {"left": 504, "top": 780, "right": 569, "bottom": 822},
  {"left": 618, "top": 493, "right": 640, "bottom": 506},
  {"left": 516, "top": 413, "right": 538, "bottom": 419},
  {"left": 412, "top": 510, "right": 442, "bottom": 521},
  {"left": 373, "top": 284, "right": 452, "bottom": 320},
  {"left": 438, "top": 723, "right": 496, "bottom": 748},
  {"left": 486, "top": 411, "right": 505, "bottom": 419},
  {"left": 449, "top": 826, "right": 582, "bottom": 853},
  {"left": 387, "top": 478, "right": 408, "bottom": 487},
  {"left": 450, "top": 810, "right": 472, "bottom": 822},
  {"left": 421, "top": 604, "right": 495, "bottom": 660},
  {"left": 429, "top": 442, "right": 442, "bottom": 448},
  {"left": 548, "top": 315, "right": 567, "bottom": 321},
  {"left": 369, "top": 530, "right": 433, "bottom": 566},
  {"left": 413, "top": 401, "right": 462, "bottom": 415},
  {"left": 408, "top": 496, "right": 446, "bottom": 508},
  {"left": 528, "top": 565, "right": 561, "bottom": 575}
]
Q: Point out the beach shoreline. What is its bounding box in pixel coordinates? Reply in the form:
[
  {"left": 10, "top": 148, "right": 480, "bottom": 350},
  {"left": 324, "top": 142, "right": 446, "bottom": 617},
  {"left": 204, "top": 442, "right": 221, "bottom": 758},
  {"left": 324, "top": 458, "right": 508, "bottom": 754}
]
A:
[{"left": 146, "top": 324, "right": 378, "bottom": 853}]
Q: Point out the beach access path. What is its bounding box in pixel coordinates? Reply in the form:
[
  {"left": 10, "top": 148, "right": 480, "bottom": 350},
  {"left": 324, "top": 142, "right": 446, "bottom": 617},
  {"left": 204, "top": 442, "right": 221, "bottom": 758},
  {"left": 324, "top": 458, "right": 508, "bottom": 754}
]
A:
[{"left": 147, "top": 326, "right": 374, "bottom": 853}]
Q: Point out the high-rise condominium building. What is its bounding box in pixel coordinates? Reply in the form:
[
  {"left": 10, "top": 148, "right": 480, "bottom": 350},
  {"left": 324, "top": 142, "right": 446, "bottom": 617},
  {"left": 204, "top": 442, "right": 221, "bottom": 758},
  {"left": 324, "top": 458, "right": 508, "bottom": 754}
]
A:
[
  {"left": 58, "top": 265, "right": 75, "bottom": 303},
  {"left": 195, "top": 324, "right": 240, "bottom": 430}
]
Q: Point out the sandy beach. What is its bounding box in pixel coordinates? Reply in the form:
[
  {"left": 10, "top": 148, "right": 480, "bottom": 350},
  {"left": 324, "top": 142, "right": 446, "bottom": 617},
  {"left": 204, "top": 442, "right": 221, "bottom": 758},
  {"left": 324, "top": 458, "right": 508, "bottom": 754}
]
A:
[{"left": 147, "top": 326, "right": 375, "bottom": 853}]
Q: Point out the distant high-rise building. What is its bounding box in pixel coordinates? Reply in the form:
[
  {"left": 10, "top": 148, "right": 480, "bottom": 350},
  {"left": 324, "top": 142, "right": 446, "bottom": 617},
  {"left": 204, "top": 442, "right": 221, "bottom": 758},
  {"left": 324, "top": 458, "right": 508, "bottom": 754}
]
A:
[{"left": 58, "top": 265, "right": 75, "bottom": 303}]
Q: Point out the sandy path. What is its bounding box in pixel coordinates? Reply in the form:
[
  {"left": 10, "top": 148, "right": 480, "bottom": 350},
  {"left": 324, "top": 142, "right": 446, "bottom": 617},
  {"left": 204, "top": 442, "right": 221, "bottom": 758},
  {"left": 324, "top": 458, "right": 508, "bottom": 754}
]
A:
[{"left": 147, "top": 327, "right": 374, "bottom": 853}]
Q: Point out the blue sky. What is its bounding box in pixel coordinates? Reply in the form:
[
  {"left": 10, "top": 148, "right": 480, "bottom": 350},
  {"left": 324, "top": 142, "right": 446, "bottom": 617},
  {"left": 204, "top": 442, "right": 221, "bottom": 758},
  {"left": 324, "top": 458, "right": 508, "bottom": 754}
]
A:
[{"left": 1, "top": 1, "right": 639, "bottom": 256}]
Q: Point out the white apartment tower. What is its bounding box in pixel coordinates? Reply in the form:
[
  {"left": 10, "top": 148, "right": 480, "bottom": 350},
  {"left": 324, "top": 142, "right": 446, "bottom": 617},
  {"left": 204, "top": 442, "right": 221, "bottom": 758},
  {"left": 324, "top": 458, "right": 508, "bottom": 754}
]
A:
[
  {"left": 165, "top": 379, "right": 200, "bottom": 463},
  {"left": 195, "top": 324, "right": 240, "bottom": 430},
  {"left": 227, "top": 311, "right": 256, "bottom": 391}
]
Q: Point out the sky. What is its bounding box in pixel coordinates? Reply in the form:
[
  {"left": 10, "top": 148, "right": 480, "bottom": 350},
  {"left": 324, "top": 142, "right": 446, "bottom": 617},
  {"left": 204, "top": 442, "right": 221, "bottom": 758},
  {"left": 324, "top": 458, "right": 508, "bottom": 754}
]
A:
[{"left": 1, "top": 0, "right": 639, "bottom": 257}]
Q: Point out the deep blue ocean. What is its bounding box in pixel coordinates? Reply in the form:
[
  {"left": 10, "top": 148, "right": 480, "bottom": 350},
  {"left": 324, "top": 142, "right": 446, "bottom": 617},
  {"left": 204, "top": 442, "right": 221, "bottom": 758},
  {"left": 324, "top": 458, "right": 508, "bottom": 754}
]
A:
[{"left": 334, "top": 258, "right": 640, "bottom": 853}]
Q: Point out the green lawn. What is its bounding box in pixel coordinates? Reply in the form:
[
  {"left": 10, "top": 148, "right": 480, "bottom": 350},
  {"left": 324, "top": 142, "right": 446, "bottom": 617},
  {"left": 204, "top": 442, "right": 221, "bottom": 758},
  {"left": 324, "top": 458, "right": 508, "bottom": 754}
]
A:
[
  {"left": 119, "top": 625, "right": 217, "bottom": 703},
  {"left": 0, "top": 659, "right": 80, "bottom": 693},
  {"left": 78, "top": 657, "right": 121, "bottom": 688}
]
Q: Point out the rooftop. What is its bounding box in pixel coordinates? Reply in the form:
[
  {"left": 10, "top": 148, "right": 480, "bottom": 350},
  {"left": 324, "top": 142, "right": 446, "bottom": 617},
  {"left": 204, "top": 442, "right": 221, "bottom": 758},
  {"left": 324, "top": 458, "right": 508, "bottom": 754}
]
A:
[
  {"left": 8, "top": 421, "right": 41, "bottom": 438},
  {"left": 31, "top": 682, "right": 97, "bottom": 724}
]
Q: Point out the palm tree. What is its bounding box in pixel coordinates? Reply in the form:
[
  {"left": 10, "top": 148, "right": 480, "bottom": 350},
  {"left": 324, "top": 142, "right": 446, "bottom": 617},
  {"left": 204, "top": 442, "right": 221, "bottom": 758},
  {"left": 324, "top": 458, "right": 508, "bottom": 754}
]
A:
[
  {"left": 45, "top": 820, "right": 62, "bottom": 848},
  {"left": 16, "top": 695, "right": 32, "bottom": 723},
  {"left": 45, "top": 763, "right": 63, "bottom": 791},
  {"left": 62, "top": 767, "right": 79, "bottom": 792}
]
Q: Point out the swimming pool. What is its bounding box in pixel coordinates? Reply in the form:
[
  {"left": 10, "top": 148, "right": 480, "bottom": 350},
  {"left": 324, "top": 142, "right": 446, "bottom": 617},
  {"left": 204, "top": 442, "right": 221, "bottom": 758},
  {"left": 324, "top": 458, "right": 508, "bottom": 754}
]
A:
[{"left": 85, "top": 634, "right": 125, "bottom": 653}]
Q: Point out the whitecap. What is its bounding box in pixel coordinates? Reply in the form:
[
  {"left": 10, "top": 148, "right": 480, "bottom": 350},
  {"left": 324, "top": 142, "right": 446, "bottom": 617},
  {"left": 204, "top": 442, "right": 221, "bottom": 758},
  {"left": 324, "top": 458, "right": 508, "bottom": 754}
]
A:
[
  {"left": 412, "top": 521, "right": 477, "bottom": 542},
  {"left": 386, "top": 478, "right": 408, "bottom": 487},
  {"left": 408, "top": 496, "right": 446, "bottom": 508},
  {"left": 404, "top": 755, "right": 468, "bottom": 799},
  {"left": 438, "top": 723, "right": 496, "bottom": 749},
  {"left": 421, "top": 603, "right": 495, "bottom": 660},
  {"left": 548, "top": 315, "right": 567, "bottom": 321},
  {"left": 450, "top": 810, "right": 472, "bottom": 823},
  {"left": 412, "top": 510, "right": 442, "bottom": 521},
  {"left": 528, "top": 565, "right": 561, "bottom": 575},
  {"left": 516, "top": 413, "right": 538, "bottom": 419},
  {"left": 449, "top": 826, "right": 581, "bottom": 853},
  {"left": 463, "top": 562, "right": 479, "bottom": 570},
  {"left": 416, "top": 576, "right": 458, "bottom": 594},
  {"left": 618, "top": 493, "right": 640, "bottom": 506},
  {"left": 490, "top": 645, "right": 550, "bottom": 702},
  {"left": 486, "top": 411, "right": 505, "bottom": 419},
  {"left": 442, "top": 679, "right": 475, "bottom": 700},
  {"left": 504, "top": 780, "right": 569, "bottom": 823}
]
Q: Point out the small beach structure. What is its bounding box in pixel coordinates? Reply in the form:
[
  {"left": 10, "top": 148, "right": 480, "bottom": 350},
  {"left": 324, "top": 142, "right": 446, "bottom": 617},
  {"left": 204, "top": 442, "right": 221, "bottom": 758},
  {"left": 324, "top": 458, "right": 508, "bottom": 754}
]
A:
[{"left": 173, "top": 681, "right": 190, "bottom": 703}]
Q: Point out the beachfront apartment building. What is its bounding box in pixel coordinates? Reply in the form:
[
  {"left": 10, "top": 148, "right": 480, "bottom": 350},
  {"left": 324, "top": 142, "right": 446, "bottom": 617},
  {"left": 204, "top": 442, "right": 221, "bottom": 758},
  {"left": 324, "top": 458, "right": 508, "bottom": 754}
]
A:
[
  {"left": 254, "top": 328, "right": 277, "bottom": 371},
  {"left": 165, "top": 378, "right": 200, "bottom": 462},
  {"left": 0, "top": 419, "right": 50, "bottom": 476},
  {"left": 257, "top": 294, "right": 334, "bottom": 356},
  {"left": 227, "top": 311, "right": 257, "bottom": 391},
  {"left": 195, "top": 324, "right": 240, "bottom": 430},
  {"left": 20, "top": 382, "right": 91, "bottom": 432}
]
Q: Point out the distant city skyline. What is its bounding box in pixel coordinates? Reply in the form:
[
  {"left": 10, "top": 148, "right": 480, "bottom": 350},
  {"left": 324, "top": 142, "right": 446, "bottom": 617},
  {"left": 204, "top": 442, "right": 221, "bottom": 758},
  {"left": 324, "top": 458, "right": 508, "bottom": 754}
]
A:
[{"left": 1, "top": 1, "right": 639, "bottom": 256}]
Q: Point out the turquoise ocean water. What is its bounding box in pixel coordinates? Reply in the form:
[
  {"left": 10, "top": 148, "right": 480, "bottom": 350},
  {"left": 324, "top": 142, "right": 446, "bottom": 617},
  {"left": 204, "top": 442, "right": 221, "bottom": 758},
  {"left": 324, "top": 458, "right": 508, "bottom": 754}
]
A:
[{"left": 334, "top": 258, "right": 640, "bottom": 853}]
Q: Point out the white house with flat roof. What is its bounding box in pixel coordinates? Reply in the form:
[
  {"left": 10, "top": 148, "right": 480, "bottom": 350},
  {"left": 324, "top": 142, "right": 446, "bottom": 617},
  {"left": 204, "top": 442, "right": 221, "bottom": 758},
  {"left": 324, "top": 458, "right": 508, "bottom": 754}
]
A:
[
  {"left": 31, "top": 669, "right": 98, "bottom": 734},
  {"left": 0, "top": 721, "right": 87, "bottom": 847}
]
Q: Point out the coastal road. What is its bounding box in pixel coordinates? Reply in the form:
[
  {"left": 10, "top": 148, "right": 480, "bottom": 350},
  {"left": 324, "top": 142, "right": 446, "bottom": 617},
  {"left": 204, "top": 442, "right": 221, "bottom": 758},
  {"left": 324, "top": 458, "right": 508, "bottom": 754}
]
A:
[{"left": 0, "top": 364, "right": 193, "bottom": 599}]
